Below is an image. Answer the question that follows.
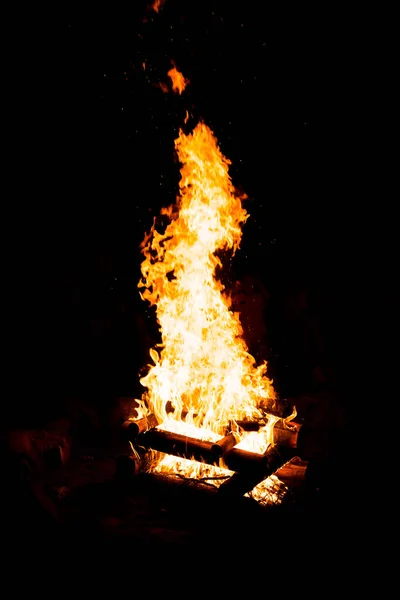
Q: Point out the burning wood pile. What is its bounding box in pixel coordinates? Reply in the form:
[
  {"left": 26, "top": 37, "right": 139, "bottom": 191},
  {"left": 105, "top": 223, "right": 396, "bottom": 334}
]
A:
[
  {"left": 119, "top": 109, "right": 306, "bottom": 506},
  {"left": 121, "top": 408, "right": 302, "bottom": 501}
]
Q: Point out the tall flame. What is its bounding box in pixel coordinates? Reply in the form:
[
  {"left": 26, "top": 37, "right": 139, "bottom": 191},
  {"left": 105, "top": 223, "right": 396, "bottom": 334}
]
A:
[{"left": 139, "top": 122, "right": 277, "bottom": 450}]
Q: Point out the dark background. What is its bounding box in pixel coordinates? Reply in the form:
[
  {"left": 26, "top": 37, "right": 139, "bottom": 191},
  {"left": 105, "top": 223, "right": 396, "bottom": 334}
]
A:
[{"left": 6, "top": 1, "right": 396, "bottom": 429}]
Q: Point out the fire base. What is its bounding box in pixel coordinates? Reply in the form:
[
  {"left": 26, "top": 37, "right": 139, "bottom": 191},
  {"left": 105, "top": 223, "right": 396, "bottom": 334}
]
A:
[{"left": 121, "top": 416, "right": 300, "bottom": 497}]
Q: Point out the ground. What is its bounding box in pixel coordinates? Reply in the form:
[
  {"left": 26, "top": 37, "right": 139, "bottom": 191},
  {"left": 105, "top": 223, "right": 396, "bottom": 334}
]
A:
[{"left": 2, "top": 391, "right": 358, "bottom": 588}]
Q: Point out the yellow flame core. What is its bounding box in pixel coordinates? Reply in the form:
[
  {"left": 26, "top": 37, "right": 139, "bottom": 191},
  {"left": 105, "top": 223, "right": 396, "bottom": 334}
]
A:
[{"left": 139, "top": 122, "right": 276, "bottom": 448}]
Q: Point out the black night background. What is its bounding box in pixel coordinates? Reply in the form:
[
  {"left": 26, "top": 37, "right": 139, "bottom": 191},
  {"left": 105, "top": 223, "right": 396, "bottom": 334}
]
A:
[{"left": 3, "top": 0, "right": 396, "bottom": 585}]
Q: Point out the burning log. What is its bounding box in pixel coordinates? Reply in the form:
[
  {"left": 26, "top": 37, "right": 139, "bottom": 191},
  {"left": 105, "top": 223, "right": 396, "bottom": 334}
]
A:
[
  {"left": 221, "top": 447, "right": 269, "bottom": 472},
  {"left": 121, "top": 414, "right": 160, "bottom": 441},
  {"left": 135, "top": 427, "right": 294, "bottom": 479},
  {"left": 136, "top": 429, "right": 224, "bottom": 466},
  {"left": 232, "top": 419, "right": 301, "bottom": 448},
  {"left": 210, "top": 432, "right": 240, "bottom": 455},
  {"left": 218, "top": 445, "right": 295, "bottom": 497},
  {"left": 273, "top": 421, "right": 301, "bottom": 448}
]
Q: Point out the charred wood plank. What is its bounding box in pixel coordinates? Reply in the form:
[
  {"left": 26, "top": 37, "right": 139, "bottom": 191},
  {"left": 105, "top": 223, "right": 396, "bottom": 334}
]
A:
[
  {"left": 121, "top": 414, "right": 160, "bottom": 441},
  {"left": 136, "top": 429, "right": 223, "bottom": 466},
  {"left": 275, "top": 457, "right": 308, "bottom": 482},
  {"left": 273, "top": 421, "right": 301, "bottom": 448},
  {"left": 232, "top": 419, "right": 300, "bottom": 448},
  {"left": 221, "top": 447, "right": 268, "bottom": 472},
  {"left": 210, "top": 432, "right": 240, "bottom": 455},
  {"left": 218, "top": 445, "right": 296, "bottom": 496}
]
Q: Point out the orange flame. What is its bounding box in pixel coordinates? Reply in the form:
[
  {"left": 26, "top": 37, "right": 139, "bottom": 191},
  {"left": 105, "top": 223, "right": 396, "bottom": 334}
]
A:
[
  {"left": 138, "top": 121, "right": 282, "bottom": 496},
  {"left": 150, "top": 0, "right": 166, "bottom": 12},
  {"left": 167, "top": 66, "right": 189, "bottom": 94}
]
